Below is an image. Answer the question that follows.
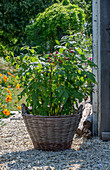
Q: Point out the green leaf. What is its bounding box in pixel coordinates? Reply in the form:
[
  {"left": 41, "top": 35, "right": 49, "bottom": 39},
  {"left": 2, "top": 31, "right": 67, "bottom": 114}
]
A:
[
  {"left": 58, "top": 90, "right": 65, "bottom": 98},
  {"left": 65, "top": 43, "right": 68, "bottom": 47},
  {"left": 31, "top": 57, "right": 38, "bottom": 62},
  {"left": 30, "top": 49, "right": 35, "bottom": 54},
  {"left": 56, "top": 85, "right": 64, "bottom": 90},
  {"left": 87, "top": 72, "right": 96, "bottom": 83},
  {"left": 10, "top": 52, "right": 14, "bottom": 57},
  {"left": 76, "top": 47, "right": 83, "bottom": 55},
  {"left": 32, "top": 93, "right": 38, "bottom": 102},
  {"left": 20, "top": 55, "right": 24, "bottom": 61},
  {"left": 15, "top": 64, "right": 20, "bottom": 69},
  {"left": 55, "top": 40, "right": 60, "bottom": 45},
  {"left": 80, "top": 77, "right": 84, "bottom": 82},
  {"left": 78, "top": 70, "right": 81, "bottom": 75},
  {"left": 61, "top": 90, "right": 69, "bottom": 104},
  {"left": 26, "top": 46, "right": 29, "bottom": 50},
  {"left": 59, "top": 48, "right": 64, "bottom": 54},
  {"left": 38, "top": 63, "right": 42, "bottom": 69}
]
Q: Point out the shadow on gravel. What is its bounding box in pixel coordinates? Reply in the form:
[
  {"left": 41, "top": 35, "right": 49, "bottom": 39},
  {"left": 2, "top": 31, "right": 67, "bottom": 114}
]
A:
[{"left": 0, "top": 148, "right": 84, "bottom": 169}]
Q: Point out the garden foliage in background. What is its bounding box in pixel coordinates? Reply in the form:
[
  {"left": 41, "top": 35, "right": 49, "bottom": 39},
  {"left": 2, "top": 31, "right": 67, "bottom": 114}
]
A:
[
  {"left": 70, "top": 0, "right": 92, "bottom": 36},
  {"left": 0, "top": 70, "right": 21, "bottom": 118},
  {"left": 0, "top": 0, "right": 59, "bottom": 57},
  {"left": 26, "top": 1, "right": 85, "bottom": 53},
  {"left": 0, "top": 0, "right": 92, "bottom": 56}
]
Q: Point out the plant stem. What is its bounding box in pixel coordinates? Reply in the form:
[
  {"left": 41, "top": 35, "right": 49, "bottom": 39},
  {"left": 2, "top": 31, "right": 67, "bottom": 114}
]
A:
[{"left": 49, "top": 65, "right": 53, "bottom": 115}]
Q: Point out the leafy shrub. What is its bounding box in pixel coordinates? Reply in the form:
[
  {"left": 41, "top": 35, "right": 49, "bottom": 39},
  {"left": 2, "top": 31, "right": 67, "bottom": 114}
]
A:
[
  {"left": 26, "top": 1, "right": 85, "bottom": 52},
  {"left": 11, "top": 33, "right": 97, "bottom": 116}
]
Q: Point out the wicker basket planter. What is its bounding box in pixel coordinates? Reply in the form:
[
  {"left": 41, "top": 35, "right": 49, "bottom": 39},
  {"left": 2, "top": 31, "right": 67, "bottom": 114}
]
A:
[{"left": 22, "top": 109, "right": 81, "bottom": 151}]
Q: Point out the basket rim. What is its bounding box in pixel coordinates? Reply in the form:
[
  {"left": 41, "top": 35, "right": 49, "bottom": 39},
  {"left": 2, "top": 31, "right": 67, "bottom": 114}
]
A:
[{"left": 22, "top": 113, "right": 80, "bottom": 119}]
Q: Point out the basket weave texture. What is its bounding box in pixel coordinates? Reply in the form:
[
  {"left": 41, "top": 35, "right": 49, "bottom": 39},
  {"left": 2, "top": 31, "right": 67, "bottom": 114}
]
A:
[{"left": 22, "top": 112, "right": 81, "bottom": 151}]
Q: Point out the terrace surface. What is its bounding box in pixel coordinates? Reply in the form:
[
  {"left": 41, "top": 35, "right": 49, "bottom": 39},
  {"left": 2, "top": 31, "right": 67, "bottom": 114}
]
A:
[{"left": 0, "top": 112, "right": 110, "bottom": 169}]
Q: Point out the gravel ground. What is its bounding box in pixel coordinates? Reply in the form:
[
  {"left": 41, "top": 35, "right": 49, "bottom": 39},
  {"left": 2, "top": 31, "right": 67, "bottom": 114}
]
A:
[{"left": 0, "top": 112, "right": 110, "bottom": 170}]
